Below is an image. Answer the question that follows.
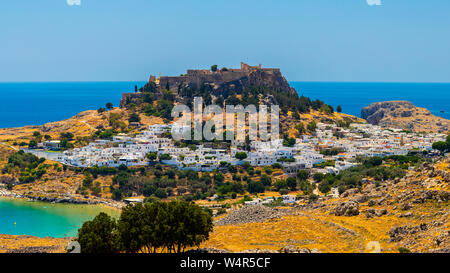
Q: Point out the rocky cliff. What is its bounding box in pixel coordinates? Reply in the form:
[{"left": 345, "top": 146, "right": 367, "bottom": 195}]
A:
[{"left": 361, "top": 101, "right": 450, "bottom": 133}]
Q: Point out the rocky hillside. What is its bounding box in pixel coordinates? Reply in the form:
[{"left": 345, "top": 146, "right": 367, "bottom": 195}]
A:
[
  {"left": 201, "top": 157, "right": 450, "bottom": 253},
  {"left": 361, "top": 101, "right": 450, "bottom": 133}
]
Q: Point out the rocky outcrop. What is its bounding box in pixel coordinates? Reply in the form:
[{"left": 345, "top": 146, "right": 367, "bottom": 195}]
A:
[
  {"left": 334, "top": 201, "right": 360, "bottom": 216},
  {"left": 215, "top": 205, "right": 288, "bottom": 226},
  {"left": 6, "top": 246, "right": 59, "bottom": 253},
  {"left": 340, "top": 188, "right": 359, "bottom": 198},
  {"left": 30, "top": 195, "right": 96, "bottom": 204},
  {"left": 0, "top": 175, "right": 19, "bottom": 185},
  {"left": 361, "top": 101, "right": 450, "bottom": 133},
  {"left": 120, "top": 62, "right": 297, "bottom": 107},
  {"left": 187, "top": 246, "right": 321, "bottom": 253},
  {"left": 389, "top": 223, "right": 429, "bottom": 242},
  {"left": 365, "top": 208, "right": 388, "bottom": 218}
]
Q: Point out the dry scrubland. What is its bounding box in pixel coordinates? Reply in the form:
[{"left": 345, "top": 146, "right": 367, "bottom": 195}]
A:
[
  {"left": 0, "top": 108, "right": 164, "bottom": 143},
  {"left": 0, "top": 234, "right": 70, "bottom": 253},
  {"left": 202, "top": 159, "right": 450, "bottom": 253}
]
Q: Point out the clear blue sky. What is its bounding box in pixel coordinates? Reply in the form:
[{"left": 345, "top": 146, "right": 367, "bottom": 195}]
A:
[{"left": 1, "top": 0, "right": 449, "bottom": 82}]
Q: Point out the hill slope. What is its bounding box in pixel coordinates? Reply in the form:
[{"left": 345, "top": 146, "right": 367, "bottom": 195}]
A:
[
  {"left": 201, "top": 157, "right": 450, "bottom": 253},
  {"left": 361, "top": 101, "right": 450, "bottom": 133}
]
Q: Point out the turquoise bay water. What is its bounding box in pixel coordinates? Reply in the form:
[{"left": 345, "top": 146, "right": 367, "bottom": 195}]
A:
[{"left": 0, "top": 197, "right": 119, "bottom": 238}]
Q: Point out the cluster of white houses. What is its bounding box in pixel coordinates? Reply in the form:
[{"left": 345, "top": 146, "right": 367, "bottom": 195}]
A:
[{"left": 38, "top": 123, "right": 446, "bottom": 175}]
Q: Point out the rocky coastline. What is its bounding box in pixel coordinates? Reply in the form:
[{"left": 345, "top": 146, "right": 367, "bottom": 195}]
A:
[{"left": 0, "top": 188, "right": 124, "bottom": 210}]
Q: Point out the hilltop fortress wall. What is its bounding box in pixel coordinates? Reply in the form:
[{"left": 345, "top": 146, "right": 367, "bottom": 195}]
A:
[{"left": 120, "top": 62, "right": 294, "bottom": 107}]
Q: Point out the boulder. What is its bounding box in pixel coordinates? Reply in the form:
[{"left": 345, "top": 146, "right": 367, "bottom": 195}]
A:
[
  {"left": 334, "top": 201, "right": 359, "bottom": 216},
  {"left": 341, "top": 188, "right": 360, "bottom": 198}
]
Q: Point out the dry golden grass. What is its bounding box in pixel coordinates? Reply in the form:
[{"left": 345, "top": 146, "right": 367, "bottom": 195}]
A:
[
  {"left": 203, "top": 213, "right": 366, "bottom": 253},
  {"left": 203, "top": 161, "right": 450, "bottom": 253},
  {"left": 202, "top": 199, "right": 447, "bottom": 253},
  {"left": 0, "top": 234, "right": 70, "bottom": 253}
]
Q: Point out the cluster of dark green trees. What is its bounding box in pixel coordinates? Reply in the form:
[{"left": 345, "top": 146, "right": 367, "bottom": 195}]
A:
[
  {"left": 320, "top": 148, "right": 346, "bottom": 156},
  {"left": 314, "top": 156, "right": 407, "bottom": 194},
  {"left": 97, "top": 102, "right": 114, "bottom": 114},
  {"left": 74, "top": 151, "right": 427, "bottom": 201},
  {"left": 2, "top": 151, "right": 46, "bottom": 183},
  {"left": 432, "top": 135, "right": 450, "bottom": 154},
  {"left": 77, "top": 201, "right": 213, "bottom": 253},
  {"left": 83, "top": 160, "right": 310, "bottom": 202},
  {"left": 143, "top": 98, "right": 174, "bottom": 120},
  {"left": 104, "top": 164, "right": 224, "bottom": 202}
]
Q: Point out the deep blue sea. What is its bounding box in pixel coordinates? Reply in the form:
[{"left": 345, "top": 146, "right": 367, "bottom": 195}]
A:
[
  {"left": 0, "top": 81, "right": 448, "bottom": 128},
  {"left": 291, "top": 82, "right": 450, "bottom": 120},
  {"left": 0, "top": 82, "right": 144, "bottom": 128}
]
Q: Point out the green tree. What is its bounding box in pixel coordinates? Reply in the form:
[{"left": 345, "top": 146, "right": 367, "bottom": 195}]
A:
[
  {"left": 247, "top": 180, "right": 265, "bottom": 193},
  {"left": 143, "top": 182, "right": 156, "bottom": 197},
  {"left": 313, "top": 172, "right": 325, "bottom": 182},
  {"left": 273, "top": 179, "right": 288, "bottom": 191},
  {"left": 297, "top": 170, "right": 309, "bottom": 181},
  {"left": 211, "top": 64, "right": 218, "bottom": 72},
  {"left": 28, "top": 140, "right": 37, "bottom": 149},
  {"left": 260, "top": 175, "right": 272, "bottom": 186},
  {"left": 432, "top": 141, "right": 448, "bottom": 153},
  {"left": 166, "top": 201, "right": 213, "bottom": 253},
  {"left": 147, "top": 152, "right": 157, "bottom": 161},
  {"left": 286, "top": 177, "right": 297, "bottom": 190},
  {"left": 117, "top": 201, "right": 212, "bottom": 253},
  {"left": 82, "top": 173, "right": 94, "bottom": 188},
  {"left": 106, "top": 102, "right": 113, "bottom": 110},
  {"left": 318, "top": 181, "right": 331, "bottom": 194},
  {"left": 60, "top": 132, "right": 74, "bottom": 140},
  {"left": 118, "top": 203, "right": 150, "bottom": 253},
  {"left": 154, "top": 188, "right": 167, "bottom": 199},
  {"left": 128, "top": 112, "right": 141, "bottom": 123},
  {"left": 337, "top": 105, "right": 342, "bottom": 113},
  {"left": 307, "top": 121, "right": 317, "bottom": 132},
  {"left": 295, "top": 123, "right": 306, "bottom": 134},
  {"left": 77, "top": 212, "right": 120, "bottom": 253},
  {"left": 235, "top": 152, "right": 247, "bottom": 160},
  {"left": 363, "top": 156, "right": 383, "bottom": 168},
  {"left": 283, "top": 137, "right": 296, "bottom": 147},
  {"left": 159, "top": 153, "right": 172, "bottom": 161},
  {"left": 299, "top": 180, "right": 314, "bottom": 195},
  {"left": 112, "top": 188, "right": 122, "bottom": 201}
]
